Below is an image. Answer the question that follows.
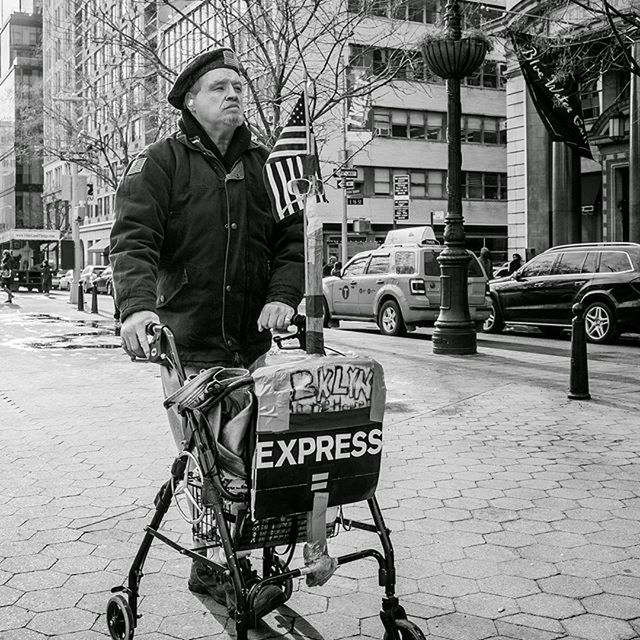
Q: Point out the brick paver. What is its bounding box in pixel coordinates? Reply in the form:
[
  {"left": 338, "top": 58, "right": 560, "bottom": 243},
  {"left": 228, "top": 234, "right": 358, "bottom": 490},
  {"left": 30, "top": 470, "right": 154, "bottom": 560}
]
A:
[{"left": 1, "top": 292, "right": 640, "bottom": 639}]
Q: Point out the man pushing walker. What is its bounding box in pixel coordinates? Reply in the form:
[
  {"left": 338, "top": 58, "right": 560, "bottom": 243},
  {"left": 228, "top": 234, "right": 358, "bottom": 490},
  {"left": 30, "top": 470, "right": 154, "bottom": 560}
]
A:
[{"left": 109, "top": 48, "right": 304, "bottom": 618}]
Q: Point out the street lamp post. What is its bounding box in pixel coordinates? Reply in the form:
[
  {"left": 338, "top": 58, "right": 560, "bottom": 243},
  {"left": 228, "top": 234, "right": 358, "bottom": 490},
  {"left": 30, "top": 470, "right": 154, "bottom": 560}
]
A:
[{"left": 422, "top": 0, "right": 489, "bottom": 355}]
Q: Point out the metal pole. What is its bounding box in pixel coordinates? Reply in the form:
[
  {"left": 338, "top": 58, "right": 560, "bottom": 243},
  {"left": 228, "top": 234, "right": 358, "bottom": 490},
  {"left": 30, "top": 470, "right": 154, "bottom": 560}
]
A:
[
  {"left": 341, "top": 65, "right": 349, "bottom": 266},
  {"left": 629, "top": 42, "right": 640, "bottom": 243},
  {"left": 568, "top": 302, "right": 591, "bottom": 400},
  {"left": 432, "top": 0, "right": 476, "bottom": 355}
]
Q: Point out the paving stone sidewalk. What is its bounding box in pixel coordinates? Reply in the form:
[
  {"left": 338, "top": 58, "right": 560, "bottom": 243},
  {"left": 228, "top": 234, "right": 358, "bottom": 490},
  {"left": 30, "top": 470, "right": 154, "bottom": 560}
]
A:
[{"left": 0, "top": 293, "right": 639, "bottom": 639}]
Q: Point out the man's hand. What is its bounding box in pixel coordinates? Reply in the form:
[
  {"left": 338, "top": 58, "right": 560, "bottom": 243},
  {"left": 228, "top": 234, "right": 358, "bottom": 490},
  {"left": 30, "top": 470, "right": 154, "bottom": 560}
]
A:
[
  {"left": 257, "top": 301, "right": 295, "bottom": 332},
  {"left": 121, "top": 310, "right": 160, "bottom": 359}
]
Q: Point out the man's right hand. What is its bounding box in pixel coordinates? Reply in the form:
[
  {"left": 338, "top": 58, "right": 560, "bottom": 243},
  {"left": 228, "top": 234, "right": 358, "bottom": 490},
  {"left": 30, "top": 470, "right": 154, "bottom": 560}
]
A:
[{"left": 120, "top": 310, "right": 160, "bottom": 359}]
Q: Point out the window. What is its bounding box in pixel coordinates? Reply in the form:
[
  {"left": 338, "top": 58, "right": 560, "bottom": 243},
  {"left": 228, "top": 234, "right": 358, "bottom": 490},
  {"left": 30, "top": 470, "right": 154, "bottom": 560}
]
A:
[
  {"left": 410, "top": 171, "right": 426, "bottom": 197},
  {"left": 463, "top": 116, "right": 482, "bottom": 143},
  {"left": 373, "top": 109, "right": 391, "bottom": 136},
  {"left": 580, "top": 79, "right": 600, "bottom": 120},
  {"left": 521, "top": 254, "right": 557, "bottom": 277},
  {"left": 409, "top": 111, "right": 424, "bottom": 139},
  {"left": 391, "top": 110, "right": 408, "bottom": 137},
  {"left": 367, "top": 254, "right": 391, "bottom": 274},
  {"left": 465, "top": 172, "right": 483, "bottom": 199},
  {"left": 426, "top": 112, "right": 446, "bottom": 140},
  {"left": 343, "top": 256, "right": 369, "bottom": 277},
  {"left": 427, "top": 170, "right": 445, "bottom": 198},
  {"left": 463, "top": 60, "right": 506, "bottom": 89},
  {"left": 598, "top": 251, "right": 632, "bottom": 273},
  {"left": 423, "top": 250, "right": 440, "bottom": 276},
  {"left": 461, "top": 172, "right": 507, "bottom": 199},
  {"left": 582, "top": 252, "right": 598, "bottom": 274},
  {"left": 554, "top": 252, "right": 587, "bottom": 275},
  {"left": 374, "top": 168, "right": 390, "bottom": 195},
  {"left": 394, "top": 251, "right": 416, "bottom": 274}
]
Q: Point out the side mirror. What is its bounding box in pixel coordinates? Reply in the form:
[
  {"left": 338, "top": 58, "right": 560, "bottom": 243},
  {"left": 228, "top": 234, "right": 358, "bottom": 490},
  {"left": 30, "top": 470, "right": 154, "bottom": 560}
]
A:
[{"left": 513, "top": 270, "right": 524, "bottom": 281}]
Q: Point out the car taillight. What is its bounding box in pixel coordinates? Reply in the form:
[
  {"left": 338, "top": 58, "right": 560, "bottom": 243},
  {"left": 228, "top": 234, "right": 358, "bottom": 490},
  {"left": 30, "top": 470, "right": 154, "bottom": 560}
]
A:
[
  {"left": 409, "top": 278, "right": 426, "bottom": 295},
  {"left": 485, "top": 282, "right": 490, "bottom": 296}
]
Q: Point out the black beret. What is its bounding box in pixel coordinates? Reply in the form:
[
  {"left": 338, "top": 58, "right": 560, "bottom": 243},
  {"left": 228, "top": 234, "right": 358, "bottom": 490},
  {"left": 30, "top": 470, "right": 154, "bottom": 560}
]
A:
[{"left": 167, "top": 48, "right": 242, "bottom": 109}]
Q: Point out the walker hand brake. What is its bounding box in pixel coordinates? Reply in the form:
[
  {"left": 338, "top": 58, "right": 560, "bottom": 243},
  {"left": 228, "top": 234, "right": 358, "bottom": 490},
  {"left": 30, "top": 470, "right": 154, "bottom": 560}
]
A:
[{"left": 273, "top": 314, "right": 306, "bottom": 351}]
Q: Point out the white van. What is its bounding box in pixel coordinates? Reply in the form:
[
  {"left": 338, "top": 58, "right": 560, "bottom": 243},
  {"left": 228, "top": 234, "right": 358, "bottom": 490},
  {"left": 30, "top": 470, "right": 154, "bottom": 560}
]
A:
[{"left": 322, "top": 226, "right": 491, "bottom": 336}]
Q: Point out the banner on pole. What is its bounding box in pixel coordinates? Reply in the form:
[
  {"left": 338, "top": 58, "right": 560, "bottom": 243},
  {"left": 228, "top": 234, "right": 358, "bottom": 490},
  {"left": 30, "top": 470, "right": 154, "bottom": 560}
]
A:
[{"left": 511, "top": 32, "right": 592, "bottom": 159}]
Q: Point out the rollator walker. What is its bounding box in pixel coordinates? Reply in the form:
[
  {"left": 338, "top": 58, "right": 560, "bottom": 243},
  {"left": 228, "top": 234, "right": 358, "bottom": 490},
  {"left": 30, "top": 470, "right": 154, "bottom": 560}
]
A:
[{"left": 106, "top": 317, "right": 425, "bottom": 640}]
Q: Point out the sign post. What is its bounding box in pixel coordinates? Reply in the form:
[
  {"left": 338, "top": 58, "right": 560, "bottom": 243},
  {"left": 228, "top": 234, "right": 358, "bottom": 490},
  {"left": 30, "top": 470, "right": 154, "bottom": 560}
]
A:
[{"left": 393, "top": 175, "right": 410, "bottom": 228}]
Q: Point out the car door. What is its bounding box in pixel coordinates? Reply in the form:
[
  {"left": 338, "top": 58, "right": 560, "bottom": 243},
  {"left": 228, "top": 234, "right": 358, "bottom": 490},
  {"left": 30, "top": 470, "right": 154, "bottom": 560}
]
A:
[
  {"left": 498, "top": 253, "right": 558, "bottom": 321},
  {"left": 357, "top": 252, "right": 391, "bottom": 317},
  {"left": 539, "top": 251, "right": 591, "bottom": 323},
  {"left": 331, "top": 255, "right": 370, "bottom": 316}
]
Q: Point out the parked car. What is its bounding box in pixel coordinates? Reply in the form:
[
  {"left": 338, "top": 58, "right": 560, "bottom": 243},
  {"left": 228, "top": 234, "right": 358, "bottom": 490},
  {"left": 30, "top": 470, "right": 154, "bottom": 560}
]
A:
[
  {"left": 93, "top": 265, "right": 113, "bottom": 294},
  {"left": 59, "top": 269, "right": 74, "bottom": 291},
  {"left": 51, "top": 269, "right": 65, "bottom": 290},
  {"left": 322, "top": 226, "right": 491, "bottom": 336},
  {"left": 79, "top": 265, "right": 107, "bottom": 293},
  {"left": 483, "top": 242, "right": 640, "bottom": 343}
]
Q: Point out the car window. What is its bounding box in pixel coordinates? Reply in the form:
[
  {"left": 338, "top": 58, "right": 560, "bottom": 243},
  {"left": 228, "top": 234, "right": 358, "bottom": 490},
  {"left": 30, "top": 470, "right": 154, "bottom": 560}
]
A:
[
  {"left": 598, "top": 251, "right": 632, "bottom": 273},
  {"left": 342, "top": 257, "right": 369, "bottom": 278},
  {"left": 366, "top": 254, "right": 390, "bottom": 275},
  {"left": 423, "top": 250, "right": 440, "bottom": 276},
  {"left": 554, "top": 252, "right": 587, "bottom": 275},
  {"left": 520, "top": 253, "right": 556, "bottom": 277},
  {"left": 582, "top": 252, "right": 598, "bottom": 273},
  {"left": 394, "top": 250, "right": 416, "bottom": 275}
]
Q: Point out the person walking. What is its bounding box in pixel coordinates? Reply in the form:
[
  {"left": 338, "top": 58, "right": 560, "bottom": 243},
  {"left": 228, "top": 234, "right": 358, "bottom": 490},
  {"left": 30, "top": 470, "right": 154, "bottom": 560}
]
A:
[
  {"left": 40, "top": 259, "right": 52, "bottom": 294},
  {"left": 109, "top": 47, "right": 303, "bottom": 619},
  {"left": 1, "top": 250, "right": 15, "bottom": 303},
  {"left": 479, "top": 247, "right": 494, "bottom": 280},
  {"left": 509, "top": 252, "right": 523, "bottom": 274},
  {"left": 322, "top": 255, "right": 337, "bottom": 277}
]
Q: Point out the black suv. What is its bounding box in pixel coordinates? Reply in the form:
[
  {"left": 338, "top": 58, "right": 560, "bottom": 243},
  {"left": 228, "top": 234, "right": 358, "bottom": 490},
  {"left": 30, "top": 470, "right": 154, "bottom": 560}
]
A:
[{"left": 484, "top": 242, "right": 640, "bottom": 343}]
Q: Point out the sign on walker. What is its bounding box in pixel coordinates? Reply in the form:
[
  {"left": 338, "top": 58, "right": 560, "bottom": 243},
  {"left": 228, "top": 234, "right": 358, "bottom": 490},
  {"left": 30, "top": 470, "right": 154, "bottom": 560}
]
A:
[{"left": 250, "top": 356, "right": 386, "bottom": 520}]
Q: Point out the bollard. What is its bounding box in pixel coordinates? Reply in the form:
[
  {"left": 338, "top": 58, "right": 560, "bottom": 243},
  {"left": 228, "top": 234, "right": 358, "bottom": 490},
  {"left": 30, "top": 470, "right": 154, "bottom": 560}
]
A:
[
  {"left": 90, "top": 284, "right": 99, "bottom": 314},
  {"left": 568, "top": 302, "right": 591, "bottom": 400},
  {"left": 77, "top": 281, "right": 84, "bottom": 311},
  {"left": 113, "top": 293, "right": 121, "bottom": 336}
]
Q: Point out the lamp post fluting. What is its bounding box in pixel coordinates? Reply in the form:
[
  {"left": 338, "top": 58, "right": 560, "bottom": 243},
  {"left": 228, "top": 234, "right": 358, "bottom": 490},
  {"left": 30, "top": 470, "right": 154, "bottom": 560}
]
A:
[{"left": 422, "top": 0, "right": 489, "bottom": 355}]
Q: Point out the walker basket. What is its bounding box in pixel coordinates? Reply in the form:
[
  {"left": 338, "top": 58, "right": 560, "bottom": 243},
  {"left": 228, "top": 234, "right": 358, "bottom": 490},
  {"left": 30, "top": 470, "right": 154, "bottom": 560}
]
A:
[{"left": 189, "top": 478, "right": 336, "bottom": 551}]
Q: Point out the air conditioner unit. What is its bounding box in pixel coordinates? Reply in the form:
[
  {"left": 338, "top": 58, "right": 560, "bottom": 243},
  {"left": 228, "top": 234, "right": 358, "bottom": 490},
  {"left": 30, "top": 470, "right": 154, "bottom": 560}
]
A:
[{"left": 353, "top": 218, "right": 371, "bottom": 234}]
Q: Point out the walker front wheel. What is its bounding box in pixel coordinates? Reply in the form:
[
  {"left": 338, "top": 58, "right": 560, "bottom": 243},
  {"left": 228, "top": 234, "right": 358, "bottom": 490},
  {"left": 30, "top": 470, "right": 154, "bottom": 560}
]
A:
[
  {"left": 383, "top": 619, "right": 426, "bottom": 640},
  {"left": 106, "top": 594, "right": 135, "bottom": 640}
]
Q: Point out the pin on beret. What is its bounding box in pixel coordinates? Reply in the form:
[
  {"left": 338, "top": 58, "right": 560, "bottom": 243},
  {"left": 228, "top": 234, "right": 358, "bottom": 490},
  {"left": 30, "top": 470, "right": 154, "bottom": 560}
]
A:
[{"left": 167, "top": 48, "right": 242, "bottom": 109}]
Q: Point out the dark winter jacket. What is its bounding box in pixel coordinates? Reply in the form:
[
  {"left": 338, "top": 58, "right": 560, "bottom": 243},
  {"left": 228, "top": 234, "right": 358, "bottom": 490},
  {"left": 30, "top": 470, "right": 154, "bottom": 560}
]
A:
[{"left": 109, "top": 117, "right": 304, "bottom": 367}]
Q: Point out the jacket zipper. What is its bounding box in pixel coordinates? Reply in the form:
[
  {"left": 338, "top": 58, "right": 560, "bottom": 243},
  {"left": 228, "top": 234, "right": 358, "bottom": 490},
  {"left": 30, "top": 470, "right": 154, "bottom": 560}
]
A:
[{"left": 187, "top": 136, "right": 241, "bottom": 354}]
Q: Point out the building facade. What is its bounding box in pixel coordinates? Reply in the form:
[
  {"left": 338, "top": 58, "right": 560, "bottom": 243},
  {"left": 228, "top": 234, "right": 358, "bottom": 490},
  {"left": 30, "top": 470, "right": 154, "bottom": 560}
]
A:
[
  {"left": 506, "top": 0, "right": 639, "bottom": 258},
  {"left": 0, "top": 0, "right": 43, "bottom": 233}
]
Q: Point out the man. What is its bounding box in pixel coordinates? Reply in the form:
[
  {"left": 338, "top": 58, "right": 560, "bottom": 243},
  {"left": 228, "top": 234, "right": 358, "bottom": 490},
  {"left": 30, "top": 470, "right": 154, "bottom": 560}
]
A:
[
  {"left": 479, "top": 247, "right": 494, "bottom": 280},
  {"left": 322, "top": 255, "right": 337, "bottom": 278},
  {"left": 109, "top": 48, "right": 303, "bottom": 619}
]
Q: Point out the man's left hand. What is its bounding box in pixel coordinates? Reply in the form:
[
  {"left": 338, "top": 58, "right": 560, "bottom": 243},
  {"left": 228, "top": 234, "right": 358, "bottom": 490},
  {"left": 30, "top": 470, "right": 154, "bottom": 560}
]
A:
[{"left": 257, "top": 301, "right": 295, "bottom": 332}]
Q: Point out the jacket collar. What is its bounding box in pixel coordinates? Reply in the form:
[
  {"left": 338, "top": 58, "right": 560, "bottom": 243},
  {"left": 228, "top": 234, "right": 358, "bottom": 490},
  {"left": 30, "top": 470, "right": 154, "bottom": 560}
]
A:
[{"left": 178, "top": 110, "right": 253, "bottom": 171}]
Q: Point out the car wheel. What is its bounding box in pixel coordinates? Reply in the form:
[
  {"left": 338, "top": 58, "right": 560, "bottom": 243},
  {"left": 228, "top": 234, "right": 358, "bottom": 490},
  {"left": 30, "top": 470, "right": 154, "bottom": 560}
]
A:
[
  {"left": 482, "top": 299, "right": 505, "bottom": 334},
  {"left": 584, "top": 301, "right": 618, "bottom": 344},
  {"left": 377, "top": 300, "right": 406, "bottom": 337}
]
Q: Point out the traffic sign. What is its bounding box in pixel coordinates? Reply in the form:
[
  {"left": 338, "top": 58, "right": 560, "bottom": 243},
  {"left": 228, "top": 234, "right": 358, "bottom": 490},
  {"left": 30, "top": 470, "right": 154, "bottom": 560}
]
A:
[
  {"left": 347, "top": 196, "right": 363, "bottom": 205},
  {"left": 394, "top": 198, "right": 409, "bottom": 221},
  {"left": 337, "top": 178, "right": 355, "bottom": 189},
  {"left": 339, "top": 168, "right": 358, "bottom": 178},
  {"left": 393, "top": 175, "right": 410, "bottom": 197}
]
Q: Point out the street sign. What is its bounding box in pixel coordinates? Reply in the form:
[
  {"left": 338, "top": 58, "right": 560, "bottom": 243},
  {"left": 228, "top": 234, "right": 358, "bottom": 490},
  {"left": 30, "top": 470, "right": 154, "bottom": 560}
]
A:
[
  {"left": 393, "top": 175, "right": 409, "bottom": 197},
  {"left": 347, "top": 196, "right": 364, "bottom": 205},
  {"left": 337, "top": 178, "right": 355, "bottom": 189},
  {"left": 394, "top": 199, "right": 409, "bottom": 221},
  {"left": 393, "top": 174, "right": 410, "bottom": 221},
  {"left": 339, "top": 168, "right": 358, "bottom": 178}
]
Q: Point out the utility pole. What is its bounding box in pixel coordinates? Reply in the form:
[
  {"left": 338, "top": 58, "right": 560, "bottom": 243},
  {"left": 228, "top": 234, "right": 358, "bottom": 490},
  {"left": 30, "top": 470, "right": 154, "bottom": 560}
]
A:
[{"left": 69, "top": 170, "right": 87, "bottom": 305}]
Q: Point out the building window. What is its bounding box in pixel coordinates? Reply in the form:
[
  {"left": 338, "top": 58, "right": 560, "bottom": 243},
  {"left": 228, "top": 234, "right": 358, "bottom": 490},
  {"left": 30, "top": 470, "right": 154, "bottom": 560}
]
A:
[
  {"left": 369, "top": 168, "right": 447, "bottom": 198},
  {"left": 461, "top": 172, "right": 507, "bottom": 199},
  {"left": 464, "top": 61, "right": 506, "bottom": 89},
  {"left": 580, "top": 79, "right": 600, "bottom": 120},
  {"left": 373, "top": 109, "right": 391, "bottom": 136},
  {"left": 374, "top": 168, "right": 391, "bottom": 194}
]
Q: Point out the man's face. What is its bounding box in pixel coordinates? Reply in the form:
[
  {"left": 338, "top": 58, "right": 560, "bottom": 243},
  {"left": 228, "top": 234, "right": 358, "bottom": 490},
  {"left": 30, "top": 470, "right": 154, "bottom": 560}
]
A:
[{"left": 187, "top": 68, "right": 244, "bottom": 131}]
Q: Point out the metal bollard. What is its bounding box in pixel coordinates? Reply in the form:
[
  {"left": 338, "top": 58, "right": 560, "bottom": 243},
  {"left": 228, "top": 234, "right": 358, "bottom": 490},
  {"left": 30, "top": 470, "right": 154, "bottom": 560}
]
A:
[
  {"left": 568, "top": 302, "right": 591, "bottom": 400},
  {"left": 90, "top": 284, "right": 99, "bottom": 314},
  {"left": 77, "top": 281, "right": 84, "bottom": 311}
]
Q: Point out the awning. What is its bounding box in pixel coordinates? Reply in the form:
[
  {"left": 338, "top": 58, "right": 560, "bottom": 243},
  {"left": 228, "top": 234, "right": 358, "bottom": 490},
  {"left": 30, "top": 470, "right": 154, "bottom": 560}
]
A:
[{"left": 88, "top": 238, "right": 110, "bottom": 254}]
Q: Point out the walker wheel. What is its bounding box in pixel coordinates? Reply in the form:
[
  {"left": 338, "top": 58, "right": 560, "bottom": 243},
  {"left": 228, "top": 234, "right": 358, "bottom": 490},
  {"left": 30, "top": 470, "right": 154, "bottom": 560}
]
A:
[
  {"left": 383, "top": 618, "right": 426, "bottom": 640},
  {"left": 106, "top": 594, "right": 134, "bottom": 640}
]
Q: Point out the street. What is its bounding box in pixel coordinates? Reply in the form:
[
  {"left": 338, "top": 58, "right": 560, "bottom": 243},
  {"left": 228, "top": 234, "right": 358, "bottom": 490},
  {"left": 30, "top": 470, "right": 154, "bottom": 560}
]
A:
[{"left": 1, "top": 292, "right": 640, "bottom": 639}]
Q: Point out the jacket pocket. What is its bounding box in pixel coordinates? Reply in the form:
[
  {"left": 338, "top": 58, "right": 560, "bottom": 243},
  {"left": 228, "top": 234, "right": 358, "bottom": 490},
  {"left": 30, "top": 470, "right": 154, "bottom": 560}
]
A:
[{"left": 156, "top": 267, "right": 189, "bottom": 308}]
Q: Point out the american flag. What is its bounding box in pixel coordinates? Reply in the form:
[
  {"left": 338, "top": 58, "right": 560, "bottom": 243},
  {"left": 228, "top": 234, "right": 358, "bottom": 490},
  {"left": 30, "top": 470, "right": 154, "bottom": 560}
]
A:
[{"left": 263, "top": 94, "right": 328, "bottom": 221}]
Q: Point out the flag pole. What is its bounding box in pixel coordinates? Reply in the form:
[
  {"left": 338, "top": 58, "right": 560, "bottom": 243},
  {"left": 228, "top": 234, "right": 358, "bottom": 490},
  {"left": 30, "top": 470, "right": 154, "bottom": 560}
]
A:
[{"left": 301, "top": 74, "right": 325, "bottom": 356}]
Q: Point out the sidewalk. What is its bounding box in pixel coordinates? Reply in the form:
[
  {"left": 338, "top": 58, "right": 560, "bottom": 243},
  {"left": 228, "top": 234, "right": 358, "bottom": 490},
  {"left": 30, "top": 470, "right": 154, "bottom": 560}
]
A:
[{"left": 1, "top": 292, "right": 639, "bottom": 639}]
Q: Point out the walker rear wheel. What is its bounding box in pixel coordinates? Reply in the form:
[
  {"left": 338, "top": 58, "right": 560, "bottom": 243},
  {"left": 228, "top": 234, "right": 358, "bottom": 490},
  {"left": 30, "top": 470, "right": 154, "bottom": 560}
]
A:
[
  {"left": 383, "top": 618, "right": 426, "bottom": 640},
  {"left": 106, "top": 594, "right": 134, "bottom": 640}
]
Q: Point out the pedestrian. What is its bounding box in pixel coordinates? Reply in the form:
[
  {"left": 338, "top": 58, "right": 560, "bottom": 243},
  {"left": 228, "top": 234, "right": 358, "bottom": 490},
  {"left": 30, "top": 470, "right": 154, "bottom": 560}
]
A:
[
  {"left": 40, "top": 259, "right": 52, "bottom": 294},
  {"left": 1, "top": 250, "right": 15, "bottom": 303},
  {"left": 509, "top": 252, "right": 523, "bottom": 274},
  {"left": 331, "top": 260, "right": 342, "bottom": 277},
  {"left": 109, "top": 47, "right": 303, "bottom": 619},
  {"left": 322, "top": 255, "right": 337, "bottom": 278},
  {"left": 479, "top": 247, "right": 493, "bottom": 280}
]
